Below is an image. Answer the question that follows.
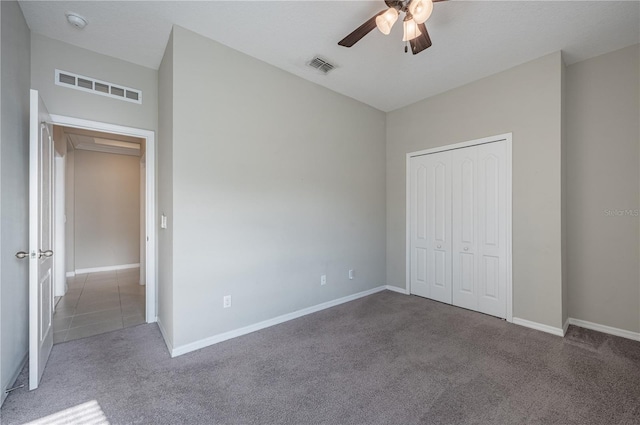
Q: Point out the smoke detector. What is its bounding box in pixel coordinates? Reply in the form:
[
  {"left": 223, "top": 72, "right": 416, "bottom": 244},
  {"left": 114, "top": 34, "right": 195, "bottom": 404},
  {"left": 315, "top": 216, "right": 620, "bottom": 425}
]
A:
[{"left": 66, "top": 13, "right": 88, "bottom": 30}]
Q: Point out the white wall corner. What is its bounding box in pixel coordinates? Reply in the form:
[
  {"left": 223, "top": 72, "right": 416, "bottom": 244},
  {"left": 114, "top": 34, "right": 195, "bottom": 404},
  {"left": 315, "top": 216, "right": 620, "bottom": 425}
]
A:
[
  {"left": 156, "top": 318, "right": 174, "bottom": 357},
  {"left": 171, "top": 286, "right": 388, "bottom": 357},
  {"left": 512, "top": 317, "right": 565, "bottom": 337},
  {"left": 567, "top": 318, "right": 640, "bottom": 342}
]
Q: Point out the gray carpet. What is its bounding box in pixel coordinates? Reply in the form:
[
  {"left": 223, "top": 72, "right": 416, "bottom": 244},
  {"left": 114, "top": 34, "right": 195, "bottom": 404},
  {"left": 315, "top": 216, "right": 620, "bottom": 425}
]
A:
[{"left": 2, "top": 291, "right": 639, "bottom": 425}]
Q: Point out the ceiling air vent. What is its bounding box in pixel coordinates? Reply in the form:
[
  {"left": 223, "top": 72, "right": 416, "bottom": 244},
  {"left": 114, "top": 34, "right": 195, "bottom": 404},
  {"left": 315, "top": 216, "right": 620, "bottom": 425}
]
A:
[
  {"left": 307, "top": 56, "right": 336, "bottom": 75},
  {"left": 55, "top": 69, "right": 143, "bottom": 104}
]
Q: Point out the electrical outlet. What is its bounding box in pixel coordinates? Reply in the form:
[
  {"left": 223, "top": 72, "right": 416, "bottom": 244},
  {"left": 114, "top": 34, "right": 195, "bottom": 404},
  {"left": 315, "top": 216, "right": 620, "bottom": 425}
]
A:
[
  {"left": 349, "top": 269, "right": 354, "bottom": 280},
  {"left": 223, "top": 295, "right": 232, "bottom": 308},
  {"left": 320, "top": 275, "right": 327, "bottom": 285}
]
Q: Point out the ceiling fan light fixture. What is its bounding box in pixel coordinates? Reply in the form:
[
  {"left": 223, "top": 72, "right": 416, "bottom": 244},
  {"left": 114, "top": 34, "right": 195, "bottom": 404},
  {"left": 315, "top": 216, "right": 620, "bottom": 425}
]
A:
[
  {"left": 408, "top": 0, "right": 434, "bottom": 24},
  {"left": 402, "top": 17, "right": 422, "bottom": 41},
  {"left": 375, "top": 7, "right": 399, "bottom": 35}
]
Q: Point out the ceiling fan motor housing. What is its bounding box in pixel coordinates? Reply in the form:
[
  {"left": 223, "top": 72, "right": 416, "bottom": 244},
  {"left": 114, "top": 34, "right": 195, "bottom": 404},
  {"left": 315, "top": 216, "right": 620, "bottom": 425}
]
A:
[{"left": 385, "top": 0, "right": 410, "bottom": 12}]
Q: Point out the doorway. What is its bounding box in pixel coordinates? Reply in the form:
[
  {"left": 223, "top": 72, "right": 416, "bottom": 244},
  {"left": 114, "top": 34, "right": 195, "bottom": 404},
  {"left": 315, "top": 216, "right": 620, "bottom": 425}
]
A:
[{"left": 48, "top": 115, "right": 156, "bottom": 343}]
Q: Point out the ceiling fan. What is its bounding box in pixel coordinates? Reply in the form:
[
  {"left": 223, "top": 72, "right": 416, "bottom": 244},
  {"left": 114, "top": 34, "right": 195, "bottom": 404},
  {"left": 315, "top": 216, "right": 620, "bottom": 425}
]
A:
[{"left": 338, "top": 0, "right": 445, "bottom": 55}]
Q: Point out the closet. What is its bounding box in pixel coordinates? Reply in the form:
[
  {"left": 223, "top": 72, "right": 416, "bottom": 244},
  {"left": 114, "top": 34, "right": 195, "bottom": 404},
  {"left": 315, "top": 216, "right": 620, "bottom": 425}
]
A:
[{"left": 409, "top": 139, "right": 509, "bottom": 319}]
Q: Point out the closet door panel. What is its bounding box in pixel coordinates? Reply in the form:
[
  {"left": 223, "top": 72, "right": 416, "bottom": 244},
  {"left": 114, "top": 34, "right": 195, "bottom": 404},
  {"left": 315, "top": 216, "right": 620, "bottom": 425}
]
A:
[
  {"left": 410, "top": 158, "right": 430, "bottom": 299},
  {"left": 410, "top": 152, "right": 452, "bottom": 304},
  {"left": 477, "top": 141, "right": 507, "bottom": 318},
  {"left": 452, "top": 147, "right": 478, "bottom": 310},
  {"left": 428, "top": 156, "right": 452, "bottom": 303}
]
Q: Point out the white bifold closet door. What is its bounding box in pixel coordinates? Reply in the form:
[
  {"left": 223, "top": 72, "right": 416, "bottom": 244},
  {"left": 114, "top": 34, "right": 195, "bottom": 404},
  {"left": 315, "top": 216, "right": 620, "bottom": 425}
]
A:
[
  {"left": 409, "top": 150, "right": 452, "bottom": 304},
  {"left": 410, "top": 141, "right": 507, "bottom": 319}
]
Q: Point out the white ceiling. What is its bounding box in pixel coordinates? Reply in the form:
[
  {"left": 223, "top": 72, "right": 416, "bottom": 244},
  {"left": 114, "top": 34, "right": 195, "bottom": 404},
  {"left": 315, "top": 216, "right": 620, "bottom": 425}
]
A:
[{"left": 19, "top": 1, "right": 640, "bottom": 112}]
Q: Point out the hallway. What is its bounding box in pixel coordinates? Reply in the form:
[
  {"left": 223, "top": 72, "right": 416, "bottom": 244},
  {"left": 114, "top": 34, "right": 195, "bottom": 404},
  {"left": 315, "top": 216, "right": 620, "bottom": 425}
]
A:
[{"left": 53, "top": 269, "right": 145, "bottom": 343}]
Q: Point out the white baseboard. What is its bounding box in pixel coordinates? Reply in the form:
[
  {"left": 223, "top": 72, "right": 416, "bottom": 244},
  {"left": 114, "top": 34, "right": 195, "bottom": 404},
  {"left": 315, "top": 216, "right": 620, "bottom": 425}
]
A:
[
  {"left": 75, "top": 263, "right": 140, "bottom": 274},
  {"left": 563, "top": 318, "right": 570, "bottom": 336},
  {"left": 65, "top": 271, "right": 76, "bottom": 277},
  {"left": 567, "top": 318, "right": 640, "bottom": 342},
  {"left": 156, "top": 318, "right": 174, "bottom": 355},
  {"left": 385, "top": 285, "right": 409, "bottom": 295},
  {"left": 171, "top": 286, "right": 388, "bottom": 357},
  {"left": 1, "top": 353, "right": 28, "bottom": 407},
  {"left": 512, "top": 317, "right": 565, "bottom": 337}
]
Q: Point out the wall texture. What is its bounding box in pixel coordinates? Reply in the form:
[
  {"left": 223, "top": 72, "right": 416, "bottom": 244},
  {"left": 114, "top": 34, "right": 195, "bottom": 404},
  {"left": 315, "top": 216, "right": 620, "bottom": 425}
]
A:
[
  {"left": 30, "top": 34, "right": 157, "bottom": 133},
  {"left": 0, "top": 0, "right": 30, "bottom": 404},
  {"left": 387, "top": 52, "right": 565, "bottom": 329},
  {"left": 566, "top": 44, "right": 640, "bottom": 333},
  {"left": 157, "top": 30, "right": 174, "bottom": 346},
  {"left": 167, "top": 26, "right": 386, "bottom": 349},
  {"left": 65, "top": 149, "right": 75, "bottom": 273},
  {"left": 73, "top": 150, "right": 140, "bottom": 270}
]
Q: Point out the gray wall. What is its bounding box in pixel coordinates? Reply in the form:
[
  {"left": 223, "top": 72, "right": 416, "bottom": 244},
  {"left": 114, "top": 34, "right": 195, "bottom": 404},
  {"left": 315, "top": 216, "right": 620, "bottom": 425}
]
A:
[
  {"left": 168, "top": 26, "right": 386, "bottom": 348},
  {"left": 561, "top": 59, "right": 569, "bottom": 327},
  {"left": 30, "top": 34, "right": 158, "bottom": 133},
  {"left": 386, "top": 52, "right": 565, "bottom": 329},
  {"left": 0, "top": 0, "right": 30, "bottom": 404},
  {"left": 73, "top": 150, "right": 140, "bottom": 270},
  {"left": 566, "top": 44, "right": 640, "bottom": 333},
  {"left": 157, "top": 30, "right": 174, "bottom": 345},
  {"left": 65, "top": 149, "right": 75, "bottom": 273}
]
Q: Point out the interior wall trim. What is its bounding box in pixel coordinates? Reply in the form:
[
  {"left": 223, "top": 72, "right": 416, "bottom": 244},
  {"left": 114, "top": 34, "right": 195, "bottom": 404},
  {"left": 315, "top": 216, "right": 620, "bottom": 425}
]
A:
[
  {"left": 568, "top": 318, "right": 640, "bottom": 342},
  {"left": 385, "top": 285, "right": 410, "bottom": 295},
  {"left": 512, "top": 317, "right": 565, "bottom": 337},
  {"left": 156, "top": 318, "right": 174, "bottom": 355},
  {"left": 75, "top": 263, "right": 140, "bottom": 275},
  {"left": 170, "top": 286, "right": 389, "bottom": 357}
]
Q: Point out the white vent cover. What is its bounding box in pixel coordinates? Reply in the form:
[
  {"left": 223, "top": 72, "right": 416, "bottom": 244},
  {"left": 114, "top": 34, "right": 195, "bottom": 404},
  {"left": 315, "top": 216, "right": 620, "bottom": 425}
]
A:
[
  {"left": 55, "top": 69, "right": 143, "bottom": 104},
  {"left": 307, "top": 56, "right": 336, "bottom": 75}
]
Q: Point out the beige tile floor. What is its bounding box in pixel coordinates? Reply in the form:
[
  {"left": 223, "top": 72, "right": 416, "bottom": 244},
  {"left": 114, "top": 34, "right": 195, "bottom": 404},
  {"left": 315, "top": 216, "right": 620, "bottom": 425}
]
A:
[{"left": 53, "top": 269, "right": 146, "bottom": 344}]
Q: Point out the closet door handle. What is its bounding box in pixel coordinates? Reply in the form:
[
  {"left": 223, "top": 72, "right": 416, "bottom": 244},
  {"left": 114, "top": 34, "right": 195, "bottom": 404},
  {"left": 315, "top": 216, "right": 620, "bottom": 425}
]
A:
[
  {"left": 464, "top": 247, "right": 469, "bottom": 251},
  {"left": 39, "top": 249, "right": 54, "bottom": 258},
  {"left": 436, "top": 244, "right": 441, "bottom": 249}
]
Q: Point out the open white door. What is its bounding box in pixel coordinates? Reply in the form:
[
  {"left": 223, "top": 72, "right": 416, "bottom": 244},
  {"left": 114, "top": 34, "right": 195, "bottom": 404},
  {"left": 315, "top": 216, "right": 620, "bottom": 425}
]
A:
[{"left": 29, "top": 90, "right": 54, "bottom": 390}]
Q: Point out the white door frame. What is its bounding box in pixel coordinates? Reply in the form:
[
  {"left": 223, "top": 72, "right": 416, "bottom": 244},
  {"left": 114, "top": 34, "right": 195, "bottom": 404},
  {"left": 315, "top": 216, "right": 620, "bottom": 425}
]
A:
[
  {"left": 48, "top": 114, "right": 157, "bottom": 323},
  {"left": 406, "top": 133, "right": 513, "bottom": 323}
]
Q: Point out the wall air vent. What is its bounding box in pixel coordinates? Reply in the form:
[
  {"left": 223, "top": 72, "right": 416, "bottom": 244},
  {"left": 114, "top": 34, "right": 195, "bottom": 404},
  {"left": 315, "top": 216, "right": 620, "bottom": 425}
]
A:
[
  {"left": 55, "top": 69, "right": 143, "bottom": 104},
  {"left": 307, "top": 56, "right": 336, "bottom": 75}
]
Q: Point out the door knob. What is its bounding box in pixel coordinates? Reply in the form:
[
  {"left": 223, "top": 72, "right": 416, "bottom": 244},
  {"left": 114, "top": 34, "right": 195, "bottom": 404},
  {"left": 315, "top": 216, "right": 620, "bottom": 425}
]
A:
[
  {"left": 464, "top": 247, "right": 469, "bottom": 251},
  {"left": 437, "top": 244, "right": 442, "bottom": 249},
  {"left": 15, "top": 251, "right": 29, "bottom": 259},
  {"left": 39, "top": 249, "right": 53, "bottom": 258}
]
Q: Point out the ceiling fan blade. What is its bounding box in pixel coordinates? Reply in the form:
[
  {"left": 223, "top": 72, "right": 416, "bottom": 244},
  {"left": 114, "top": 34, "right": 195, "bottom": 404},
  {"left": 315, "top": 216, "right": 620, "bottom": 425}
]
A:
[
  {"left": 410, "top": 23, "right": 432, "bottom": 55},
  {"left": 338, "top": 10, "right": 385, "bottom": 47}
]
